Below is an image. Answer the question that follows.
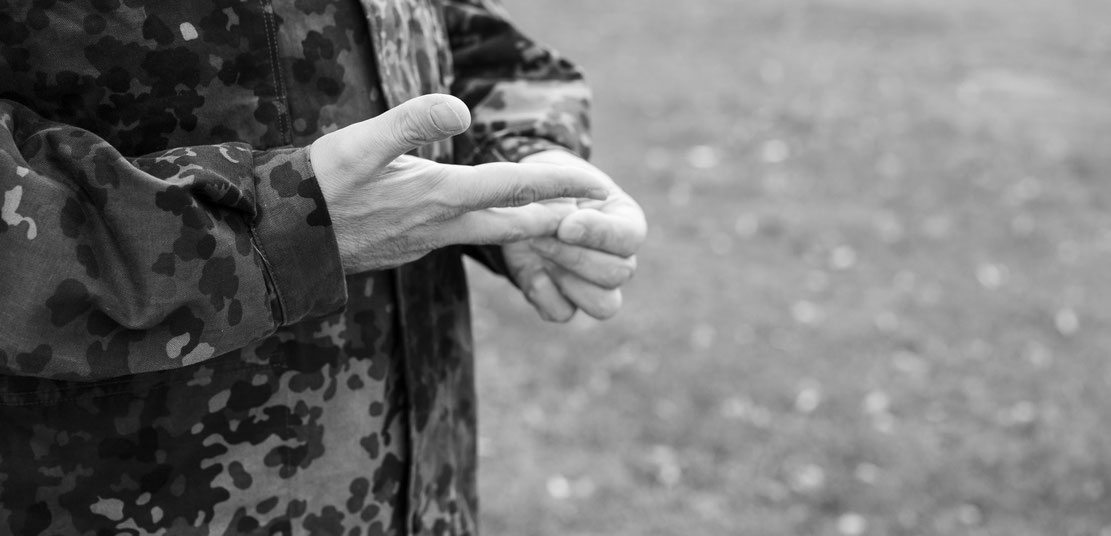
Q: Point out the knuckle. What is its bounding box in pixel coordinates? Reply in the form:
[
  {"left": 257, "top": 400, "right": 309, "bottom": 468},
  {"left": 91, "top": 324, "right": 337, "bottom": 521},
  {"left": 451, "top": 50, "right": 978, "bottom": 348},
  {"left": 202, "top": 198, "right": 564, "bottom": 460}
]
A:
[
  {"left": 567, "top": 246, "right": 588, "bottom": 268},
  {"left": 506, "top": 183, "right": 539, "bottom": 207},
  {"left": 499, "top": 226, "right": 530, "bottom": 243},
  {"left": 523, "top": 281, "right": 544, "bottom": 304},
  {"left": 511, "top": 263, "right": 538, "bottom": 289},
  {"left": 483, "top": 221, "right": 528, "bottom": 244}
]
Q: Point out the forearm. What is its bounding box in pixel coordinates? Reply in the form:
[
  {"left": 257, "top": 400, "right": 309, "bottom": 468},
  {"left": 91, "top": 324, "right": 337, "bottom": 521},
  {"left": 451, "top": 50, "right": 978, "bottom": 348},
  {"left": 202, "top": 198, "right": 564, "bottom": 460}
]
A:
[{"left": 0, "top": 99, "right": 347, "bottom": 380}]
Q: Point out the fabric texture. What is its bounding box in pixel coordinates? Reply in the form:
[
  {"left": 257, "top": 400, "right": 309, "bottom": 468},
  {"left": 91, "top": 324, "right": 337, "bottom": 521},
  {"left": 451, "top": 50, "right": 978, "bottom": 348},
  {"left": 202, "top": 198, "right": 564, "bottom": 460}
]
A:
[{"left": 0, "top": 0, "right": 591, "bottom": 534}]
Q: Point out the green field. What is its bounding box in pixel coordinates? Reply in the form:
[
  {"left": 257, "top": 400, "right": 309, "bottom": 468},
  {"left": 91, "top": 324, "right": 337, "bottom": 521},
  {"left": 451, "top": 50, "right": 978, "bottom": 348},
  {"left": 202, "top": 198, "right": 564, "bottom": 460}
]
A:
[{"left": 467, "top": 1, "right": 1111, "bottom": 534}]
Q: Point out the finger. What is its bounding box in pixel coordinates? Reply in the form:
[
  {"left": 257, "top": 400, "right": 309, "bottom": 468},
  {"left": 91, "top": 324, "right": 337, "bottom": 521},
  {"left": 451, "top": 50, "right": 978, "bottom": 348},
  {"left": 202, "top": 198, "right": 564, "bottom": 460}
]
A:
[
  {"left": 557, "top": 205, "right": 647, "bottom": 258},
  {"left": 539, "top": 198, "right": 580, "bottom": 220},
  {"left": 503, "top": 242, "right": 577, "bottom": 322},
  {"left": 525, "top": 272, "right": 577, "bottom": 323},
  {"left": 445, "top": 204, "right": 562, "bottom": 245},
  {"left": 529, "top": 237, "right": 636, "bottom": 289},
  {"left": 349, "top": 94, "right": 472, "bottom": 169},
  {"left": 548, "top": 264, "right": 623, "bottom": 320},
  {"left": 518, "top": 150, "right": 617, "bottom": 190},
  {"left": 443, "top": 162, "right": 610, "bottom": 211}
]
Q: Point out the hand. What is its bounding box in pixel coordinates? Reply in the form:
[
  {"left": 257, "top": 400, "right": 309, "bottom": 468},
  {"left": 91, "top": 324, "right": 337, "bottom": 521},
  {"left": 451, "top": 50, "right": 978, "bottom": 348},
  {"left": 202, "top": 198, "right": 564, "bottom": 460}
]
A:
[
  {"left": 310, "top": 94, "right": 610, "bottom": 273},
  {"left": 503, "top": 150, "right": 647, "bottom": 321}
]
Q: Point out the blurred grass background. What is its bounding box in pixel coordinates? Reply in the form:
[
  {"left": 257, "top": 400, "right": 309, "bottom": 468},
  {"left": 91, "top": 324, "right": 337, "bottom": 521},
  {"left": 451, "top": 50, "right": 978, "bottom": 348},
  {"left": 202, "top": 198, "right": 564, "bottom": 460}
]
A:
[{"left": 465, "top": 0, "right": 1111, "bottom": 534}]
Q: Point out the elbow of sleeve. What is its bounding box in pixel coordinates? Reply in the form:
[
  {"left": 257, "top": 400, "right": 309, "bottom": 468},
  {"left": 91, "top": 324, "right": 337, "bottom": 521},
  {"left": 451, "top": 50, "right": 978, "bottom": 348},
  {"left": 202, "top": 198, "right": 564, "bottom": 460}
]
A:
[{"left": 0, "top": 104, "right": 350, "bottom": 381}]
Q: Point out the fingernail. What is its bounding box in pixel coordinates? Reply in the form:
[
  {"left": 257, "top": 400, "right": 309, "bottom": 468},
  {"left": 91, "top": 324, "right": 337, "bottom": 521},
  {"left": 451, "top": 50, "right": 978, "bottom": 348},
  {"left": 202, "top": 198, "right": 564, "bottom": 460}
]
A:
[
  {"left": 587, "top": 188, "right": 610, "bottom": 200},
  {"left": 430, "top": 102, "right": 465, "bottom": 133},
  {"left": 561, "top": 223, "right": 585, "bottom": 243}
]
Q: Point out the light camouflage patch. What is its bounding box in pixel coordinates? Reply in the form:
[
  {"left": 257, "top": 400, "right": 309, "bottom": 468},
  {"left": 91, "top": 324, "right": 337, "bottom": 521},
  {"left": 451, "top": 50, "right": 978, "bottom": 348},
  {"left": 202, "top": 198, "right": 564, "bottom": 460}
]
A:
[
  {"left": 1, "top": 184, "right": 37, "bottom": 239},
  {"left": 0, "top": 0, "right": 593, "bottom": 533}
]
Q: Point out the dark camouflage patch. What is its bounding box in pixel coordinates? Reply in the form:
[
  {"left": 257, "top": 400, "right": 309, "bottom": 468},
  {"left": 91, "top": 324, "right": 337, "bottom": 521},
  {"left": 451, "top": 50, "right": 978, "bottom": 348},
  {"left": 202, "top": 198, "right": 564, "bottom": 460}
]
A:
[{"left": 1, "top": 0, "right": 592, "bottom": 534}]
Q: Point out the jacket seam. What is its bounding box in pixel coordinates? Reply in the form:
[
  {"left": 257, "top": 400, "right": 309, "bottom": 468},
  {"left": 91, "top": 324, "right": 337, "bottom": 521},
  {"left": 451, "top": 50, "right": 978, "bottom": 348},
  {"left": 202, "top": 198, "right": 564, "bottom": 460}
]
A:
[
  {"left": 248, "top": 223, "right": 288, "bottom": 327},
  {"left": 260, "top": 0, "right": 292, "bottom": 146},
  {"left": 391, "top": 267, "right": 418, "bottom": 533}
]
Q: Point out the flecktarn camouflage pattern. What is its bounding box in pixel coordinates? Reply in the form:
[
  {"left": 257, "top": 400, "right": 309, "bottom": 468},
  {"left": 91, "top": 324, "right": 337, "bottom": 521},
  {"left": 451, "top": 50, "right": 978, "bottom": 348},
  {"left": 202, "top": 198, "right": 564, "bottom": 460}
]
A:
[{"left": 0, "top": 0, "right": 591, "bottom": 533}]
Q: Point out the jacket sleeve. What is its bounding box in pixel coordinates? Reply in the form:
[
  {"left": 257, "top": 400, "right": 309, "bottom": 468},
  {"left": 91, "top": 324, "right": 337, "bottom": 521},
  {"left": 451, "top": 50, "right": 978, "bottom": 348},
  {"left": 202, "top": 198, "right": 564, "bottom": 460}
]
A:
[
  {"left": 442, "top": 0, "right": 594, "bottom": 274},
  {"left": 0, "top": 100, "right": 347, "bottom": 381}
]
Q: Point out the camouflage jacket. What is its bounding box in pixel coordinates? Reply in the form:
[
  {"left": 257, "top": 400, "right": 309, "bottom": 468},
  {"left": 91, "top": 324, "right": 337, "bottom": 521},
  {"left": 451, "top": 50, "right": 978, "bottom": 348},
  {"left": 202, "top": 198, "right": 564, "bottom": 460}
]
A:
[{"left": 0, "top": 0, "right": 591, "bottom": 533}]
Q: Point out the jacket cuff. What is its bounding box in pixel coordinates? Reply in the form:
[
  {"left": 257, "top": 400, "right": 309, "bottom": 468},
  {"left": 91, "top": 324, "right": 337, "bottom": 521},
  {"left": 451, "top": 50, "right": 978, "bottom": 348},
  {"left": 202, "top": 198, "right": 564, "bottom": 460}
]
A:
[
  {"left": 475, "top": 135, "right": 581, "bottom": 164},
  {"left": 251, "top": 147, "right": 347, "bottom": 325}
]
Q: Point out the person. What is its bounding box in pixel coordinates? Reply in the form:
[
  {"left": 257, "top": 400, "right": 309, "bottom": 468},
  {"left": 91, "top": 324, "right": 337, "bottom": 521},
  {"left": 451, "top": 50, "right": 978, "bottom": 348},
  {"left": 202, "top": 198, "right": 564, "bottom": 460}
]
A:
[{"left": 0, "top": 0, "right": 645, "bottom": 534}]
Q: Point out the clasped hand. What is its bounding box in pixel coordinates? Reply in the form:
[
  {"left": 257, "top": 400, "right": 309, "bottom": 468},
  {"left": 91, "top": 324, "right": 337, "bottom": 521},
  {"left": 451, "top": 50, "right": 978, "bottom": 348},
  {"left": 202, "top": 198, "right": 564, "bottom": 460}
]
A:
[
  {"left": 505, "top": 150, "right": 646, "bottom": 322},
  {"left": 310, "top": 94, "right": 645, "bottom": 321}
]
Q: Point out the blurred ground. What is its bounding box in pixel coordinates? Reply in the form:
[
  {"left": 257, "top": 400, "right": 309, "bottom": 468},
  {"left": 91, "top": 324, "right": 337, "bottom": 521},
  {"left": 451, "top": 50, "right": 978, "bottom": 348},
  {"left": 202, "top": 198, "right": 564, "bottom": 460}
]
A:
[{"left": 466, "top": 1, "right": 1111, "bottom": 534}]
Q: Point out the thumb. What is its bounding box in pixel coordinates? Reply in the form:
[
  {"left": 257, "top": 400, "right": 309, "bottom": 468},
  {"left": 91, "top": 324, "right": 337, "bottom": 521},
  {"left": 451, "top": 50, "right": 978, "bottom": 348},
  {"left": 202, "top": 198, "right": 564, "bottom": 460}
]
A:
[{"left": 355, "top": 94, "right": 471, "bottom": 168}]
